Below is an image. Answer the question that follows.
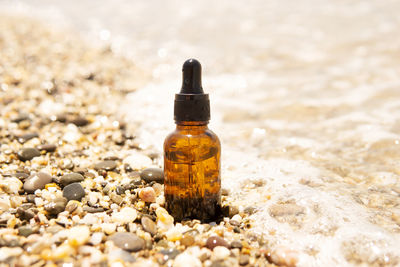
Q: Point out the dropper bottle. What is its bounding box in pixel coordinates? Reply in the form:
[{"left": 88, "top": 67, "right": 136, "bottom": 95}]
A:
[{"left": 164, "top": 59, "right": 221, "bottom": 221}]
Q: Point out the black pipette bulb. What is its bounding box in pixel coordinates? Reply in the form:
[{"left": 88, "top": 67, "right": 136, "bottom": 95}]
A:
[{"left": 174, "top": 59, "right": 210, "bottom": 122}]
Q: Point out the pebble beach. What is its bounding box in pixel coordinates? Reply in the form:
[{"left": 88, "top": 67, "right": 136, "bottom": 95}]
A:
[{"left": 1, "top": 0, "right": 400, "bottom": 266}]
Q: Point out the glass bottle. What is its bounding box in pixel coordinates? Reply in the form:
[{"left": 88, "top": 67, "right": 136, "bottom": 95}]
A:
[{"left": 164, "top": 59, "right": 221, "bottom": 221}]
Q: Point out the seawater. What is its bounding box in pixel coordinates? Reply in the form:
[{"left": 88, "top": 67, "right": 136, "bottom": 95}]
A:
[{"left": 2, "top": 0, "right": 400, "bottom": 265}]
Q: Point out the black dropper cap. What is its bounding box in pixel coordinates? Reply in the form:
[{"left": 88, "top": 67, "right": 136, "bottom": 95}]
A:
[{"left": 174, "top": 59, "right": 210, "bottom": 122}]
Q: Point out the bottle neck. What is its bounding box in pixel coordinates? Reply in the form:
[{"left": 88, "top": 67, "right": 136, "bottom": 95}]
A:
[{"left": 175, "top": 121, "right": 209, "bottom": 130}]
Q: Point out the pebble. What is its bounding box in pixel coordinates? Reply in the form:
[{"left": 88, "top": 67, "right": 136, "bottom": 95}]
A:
[
  {"left": 0, "top": 247, "right": 23, "bottom": 262},
  {"left": 60, "top": 173, "right": 84, "bottom": 186},
  {"left": 108, "top": 248, "right": 136, "bottom": 263},
  {"left": 141, "top": 216, "right": 157, "bottom": 236},
  {"left": 83, "top": 206, "right": 104, "bottom": 213},
  {"left": 165, "top": 226, "right": 182, "bottom": 242},
  {"left": 17, "top": 133, "right": 39, "bottom": 143},
  {"left": 231, "top": 214, "right": 242, "bottom": 224},
  {"left": 70, "top": 116, "right": 89, "bottom": 127},
  {"left": 112, "top": 207, "right": 137, "bottom": 224},
  {"left": 110, "top": 194, "right": 123, "bottom": 205},
  {"left": 17, "top": 148, "right": 41, "bottom": 161},
  {"left": 44, "top": 197, "right": 67, "bottom": 215},
  {"left": 23, "top": 172, "right": 53, "bottom": 193},
  {"left": 108, "top": 232, "right": 145, "bottom": 252},
  {"left": 213, "top": 246, "right": 231, "bottom": 260},
  {"left": 206, "top": 236, "right": 230, "bottom": 250},
  {"left": 160, "top": 248, "right": 180, "bottom": 260},
  {"left": 156, "top": 207, "right": 174, "bottom": 230},
  {"left": 94, "top": 160, "right": 117, "bottom": 171},
  {"left": 18, "top": 226, "right": 34, "bottom": 237},
  {"left": 68, "top": 226, "right": 90, "bottom": 246},
  {"left": 63, "top": 182, "right": 85, "bottom": 201},
  {"left": 173, "top": 253, "right": 202, "bottom": 267},
  {"left": 140, "top": 168, "right": 164, "bottom": 184},
  {"left": 0, "top": 177, "right": 23, "bottom": 194},
  {"left": 181, "top": 234, "right": 195, "bottom": 247},
  {"left": 102, "top": 223, "right": 117, "bottom": 234},
  {"left": 239, "top": 254, "right": 250, "bottom": 266},
  {"left": 37, "top": 143, "right": 57, "bottom": 152},
  {"left": 269, "top": 246, "right": 299, "bottom": 267},
  {"left": 139, "top": 187, "right": 156, "bottom": 203},
  {"left": 123, "top": 153, "right": 152, "bottom": 170},
  {"left": 229, "top": 206, "right": 239, "bottom": 217},
  {"left": 12, "top": 173, "right": 29, "bottom": 180},
  {"left": 230, "top": 240, "right": 243, "bottom": 249},
  {"left": 90, "top": 232, "right": 104, "bottom": 245}
]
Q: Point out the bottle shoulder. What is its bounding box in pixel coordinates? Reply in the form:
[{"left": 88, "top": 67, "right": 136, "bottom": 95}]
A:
[{"left": 164, "top": 128, "right": 220, "bottom": 149}]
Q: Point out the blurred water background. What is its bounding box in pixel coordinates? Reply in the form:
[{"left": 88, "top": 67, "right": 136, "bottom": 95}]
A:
[{"left": 1, "top": 0, "right": 400, "bottom": 265}]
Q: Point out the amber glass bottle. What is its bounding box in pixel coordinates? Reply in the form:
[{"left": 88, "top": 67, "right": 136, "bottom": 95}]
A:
[{"left": 164, "top": 59, "right": 221, "bottom": 221}]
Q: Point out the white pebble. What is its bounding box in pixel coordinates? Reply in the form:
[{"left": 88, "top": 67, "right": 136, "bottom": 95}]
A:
[
  {"left": 90, "top": 232, "right": 104, "bottom": 245},
  {"left": 165, "top": 226, "right": 182, "bottom": 241},
  {"left": 0, "top": 177, "right": 22, "bottom": 194},
  {"left": 213, "top": 246, "right": 231, "bottom": 260},
  {"left": 111, "top": 207, "right": 137, "bottom": 224},
  {"left": 231, "top": 214, "right": 242, "bottom": 223},
  {"left": 102, "top": 223, "right": 117, "bottom": 235},
  {"left": 0, "top": 247, "right": 23, "bottom": 261},
  {"left": 68, "top": 226, "right": 90, "bottom": 246},
  {"left": 173, "top": 253, "right": 202, "bottom": 267},
  {"left": 123, "top": 152, "right": 152, "bottom": 170}
]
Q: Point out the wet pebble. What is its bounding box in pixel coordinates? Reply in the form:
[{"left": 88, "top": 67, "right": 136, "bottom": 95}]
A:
[
  {"left": 37, "top": 143, "right": 57, "bottom": 152},
  {"left": 17, "top": 148, "right": 41, "bottom": 161},
  {"left": 94, "top": 160, "right": 117, "bottom": 171},
  {"left": 140, "top": 168, "right": 164, "bottom": 184},
  {"left": 206, "top": 236, "right": 230, "bottom": 250},
  {"left": 44, "top": 197, "right": 67, "bottom": 215},
  {"left": 63, "top": 182, "right": 85, "bottom": 201},
  {"left": 23, "top": 172, "right": 53, "bottom": 193},
  {"left": 108, "top": 232, "right": 145, "bottom": 252},
  {"left": 17, "top": 133, "right": 39, "bottom": 143},
  {"left": 60, "top": 173, "right": 84, "bottom": 186},
  {"left": 141, "top": 216, "right": 157, "bottom": 236}
]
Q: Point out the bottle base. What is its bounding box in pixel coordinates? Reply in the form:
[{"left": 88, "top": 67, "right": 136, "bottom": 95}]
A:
[{"left": 165, "top": 194, "right": 221, "bottom": 222}]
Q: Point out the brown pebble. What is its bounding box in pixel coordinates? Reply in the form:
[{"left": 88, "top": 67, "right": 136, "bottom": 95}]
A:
[
  {"left": 181, "top": 234, "right": 195, "bottom": 247},
  {"left": 70, "top": 116, "right": 89, "bottom": 127},
  {"left": 205, "top": 236, "right": 230, "bottom": 250}
]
